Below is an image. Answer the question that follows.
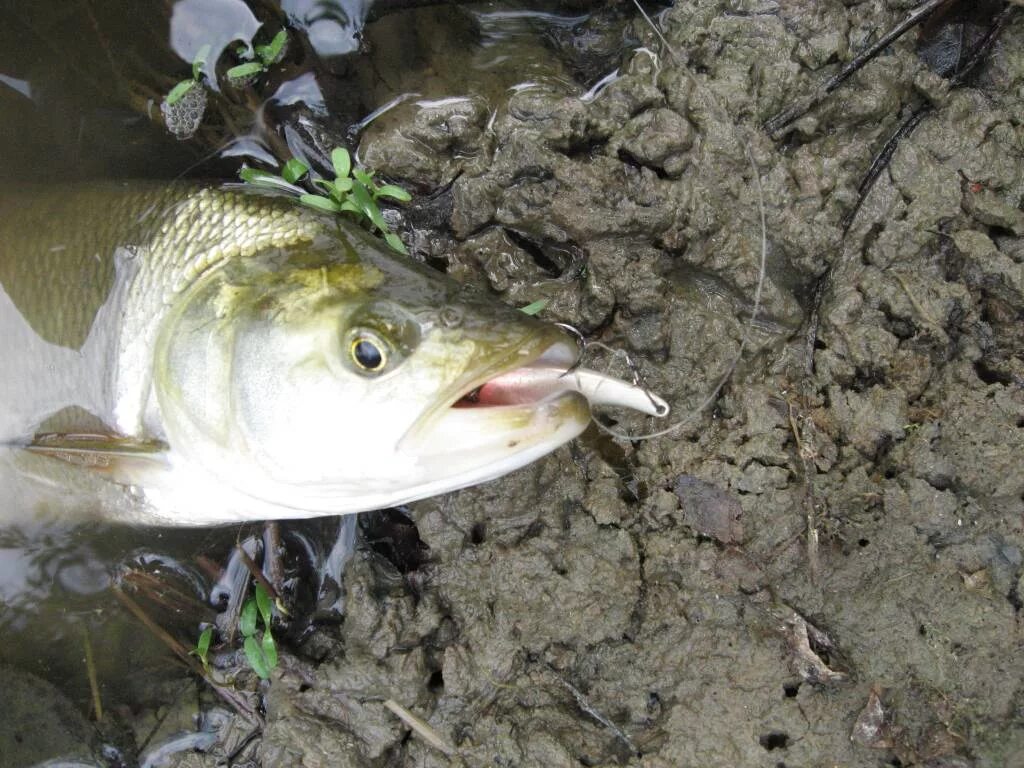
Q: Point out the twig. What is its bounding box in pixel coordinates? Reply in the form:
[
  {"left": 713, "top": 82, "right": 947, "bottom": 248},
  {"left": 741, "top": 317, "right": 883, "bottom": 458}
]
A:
[
  {"left": 113, "top": 586, "right": 264, "bottom": 726},
  {"left": 841, "top": 105, "right": 932, "bottom": 233},
  {"left": 552, "top": 672, "right": 639, "bottom": 757},
  {"left": 82, "top": 628, "right": 103, "bottom": 722},
  {"left": 764, "top": 0, "right": 950, "bottom": 136},
  {"left": 236, "top": 543, "right": 281, "bottom": 601},
  {"left": 263, "top": 522, "right": 285, "bottom": 597},
  {"left": 787, "top": 402, "right": 820, "bottom": 584},
  {"left": 383, "top": 699, "right": 456, "bottom": 757},
  {"left": 113, "top": 585, "right": 202, "bottom": 673},
  {"left": 631, "top": 0, "right": 681, "bottom": 62},
  {"left": 948, "top": 5, "right": 1018, "bottom": 89},
  {"left": 217, "top": 724, "right": 263, "bottom": 767}
]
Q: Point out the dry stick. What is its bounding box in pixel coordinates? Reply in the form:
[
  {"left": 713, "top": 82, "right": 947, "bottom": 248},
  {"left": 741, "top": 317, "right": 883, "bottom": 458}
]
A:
[
  {"left": 764, "top": 0, "right": 951, "bottom": 136},
  {"left": 82, "top": 627, "right": 103, "bottom": 722},
  {"left": 113, "top": 586, "right": 264, "bottom": 726},
  {"left": 816, "top": 4, "right": 1016, "bottom": 358},
  {"left": 236, "top": 543, "right": 281, "bottom": 601},
  {"left": 383, "top": 699, "right": 456, "bottom": 757},
  {"left": 948, "top": 4, "right": 1019, "bottom": 89},
  {"left": 787, "top": 403, "right": 820, "bottom": 585},
  {"left": 263, "top": 522, "right": 285, "bottom": 597}
]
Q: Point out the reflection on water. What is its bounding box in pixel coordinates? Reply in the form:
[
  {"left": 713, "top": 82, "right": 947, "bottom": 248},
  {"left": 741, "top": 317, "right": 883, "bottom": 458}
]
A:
[
  {"left": 283, "top": 0, "right": 368, "bottom": 58},
  {"left": 170, "top": 0, "right": 262, "bottom": 87}
]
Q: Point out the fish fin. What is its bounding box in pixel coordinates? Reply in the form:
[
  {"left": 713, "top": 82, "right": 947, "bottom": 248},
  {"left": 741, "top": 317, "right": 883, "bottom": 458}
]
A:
[{"left": 26, "top": 432, "right": 170, "bottom": 482}]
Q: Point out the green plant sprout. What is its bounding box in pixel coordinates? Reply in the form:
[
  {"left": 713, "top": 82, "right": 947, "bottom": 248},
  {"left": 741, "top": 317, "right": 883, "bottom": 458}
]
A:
[
  {"left": 518, "top": 299, "right": 549, "bottom": 315},
  {"left": 240, "top": 147, "right": 412, "bottom": 254},
  {"left": 239, "top": 583, "right": 278, "bottom": 680},
  {"left": 227, "top": 29, "right": 288, "bottom": 83},
  {"left": 166, "top": 44, "right": 211, "bottom": 106},
  {"left": 190, "top": 625, "right": 214, "bottom": 674}
]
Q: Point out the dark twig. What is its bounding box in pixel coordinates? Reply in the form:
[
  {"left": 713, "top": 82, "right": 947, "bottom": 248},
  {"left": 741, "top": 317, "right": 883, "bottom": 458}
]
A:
[
  {"left": 236, "top": 543, "right": 281, "bottom": 601},
  {"left": 263, "top": 522, "right": 285, "bottom": 597},
  {"left": 113, "top": 586, "right": 264, "bottom": 726},
  {"left": 948, "top": 4, "right": 1018, "bottom": 88},
  {"left": 82, "top": 628, "right": 103, "bottom": 722},
  {"left": 217, "top": 724, "right": 263, "bottom": 767},
  {"left": 765, "top": 0, "right": 950, "bottom": 136},
  {"left": 840, "top": 105, "right": 932, "bottom": 233}
]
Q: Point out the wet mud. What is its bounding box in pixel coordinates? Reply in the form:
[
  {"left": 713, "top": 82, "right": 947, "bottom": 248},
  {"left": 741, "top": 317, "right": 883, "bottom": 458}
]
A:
[
  {"left": 248, "top": 4, "right": 1024, "bottom": 766},
  {"left": 3, "top": 1, "right": 1023, "bottom": 766}
]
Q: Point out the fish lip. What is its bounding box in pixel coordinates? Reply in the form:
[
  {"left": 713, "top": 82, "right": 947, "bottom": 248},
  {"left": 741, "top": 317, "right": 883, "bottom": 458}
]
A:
[{"left": 398, "top": 334, "right": 579, "bottom": 451}]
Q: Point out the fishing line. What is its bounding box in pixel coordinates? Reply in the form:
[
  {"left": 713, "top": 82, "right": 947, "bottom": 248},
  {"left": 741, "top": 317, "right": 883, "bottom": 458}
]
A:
[{"left": 587, "top": 140, "right": 768, "bottom": 442}]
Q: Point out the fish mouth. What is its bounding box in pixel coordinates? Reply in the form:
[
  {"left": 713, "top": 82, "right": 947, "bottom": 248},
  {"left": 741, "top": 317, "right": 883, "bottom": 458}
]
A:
[{"left": 398, "top": 335, "right": 668, "bottom": 488}]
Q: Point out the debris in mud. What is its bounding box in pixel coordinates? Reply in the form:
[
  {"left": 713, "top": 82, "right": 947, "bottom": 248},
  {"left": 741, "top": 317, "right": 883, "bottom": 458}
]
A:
[
  {"left": 672, "top": 474, "right": 744, "bottom": 544},
  {"left": 778, "top": 609, "right": 847, "bottom": 685},
  {"left": 851, "top": 685, "right": 894, "bottom": 749}
]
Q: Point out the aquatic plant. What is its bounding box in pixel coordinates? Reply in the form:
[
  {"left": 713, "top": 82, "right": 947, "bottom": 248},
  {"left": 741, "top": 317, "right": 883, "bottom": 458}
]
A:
[
  {"left": 165, "top": 44, "right": 210, "bottom": 106},
  {"left": 239, "top": 583, "right": 278, "bottom": 680},
  {"left": 518, "top": 298, "right": 549, "bottom": 315},
  {"left": 190, "top": 625, "right": 214, "bottom": 674},
  {"left": 240, "top": 147, "right": 412, "bottom": 254},
  {"left": 227, "top": 29, "right": 288, "bottom": 85}
]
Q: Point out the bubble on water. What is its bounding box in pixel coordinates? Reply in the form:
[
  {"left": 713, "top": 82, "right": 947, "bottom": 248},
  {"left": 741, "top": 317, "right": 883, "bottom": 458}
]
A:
[{"left": 162, "top": 84, "right": 208, "bottom": 140}]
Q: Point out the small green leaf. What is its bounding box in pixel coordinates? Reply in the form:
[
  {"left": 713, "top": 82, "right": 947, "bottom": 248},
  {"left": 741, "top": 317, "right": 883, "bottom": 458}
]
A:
[
  {"left": 331, "top": 147, "right": 351, "bottom": 180},
  {"left": 281, "top": 158, "right": 309, "bottom": 184},
  {"left": 300, "top": 194, "right": 343, "bottom": 214},
  {"left": 350, "top": 180, "right": 388, "bottom": 232},
  {"left": 227, "top": 62, "right": 264, "bottom": 80},
  {"left": 192, "top": 44, "right": 211, "bottom": 79},
  {"left": 339, "top": 199, "right": 361, "bottom": 215},
  {"left": 374, "top": 184, "right": 412, "bottom": 202},
  {"left": 315, "top": 177, "right": 353, "bottom": 202},
  {"left": 235, "top": 44, "right": 251, "bottom": 58},
  {"left": 257, "top": 29, "right": 288, "bottom": 64},
  {"left": 196, "top": 626, "right": 213, "bottom": 658},
  {"left": 261, "top": 629, "right": 278, "bottom": 669},
  {"left": 519, "top": 299, "right": 549, "bottom": 316},
  {"left": 240, "top": 598, "right": 257, "bottom": 638},
  {"left": 384, "top": 232, "right": 408, "bottom": 255},
  {"left": 239, "top": 168, "right": 304, "bottom": 194},
  {"left": 166, "top": 79, "right": 195, "bottom": 106},
  {"left": 244, "top": 636, "right": 271, "bottom": 679},
  {"left": 314, "top": 178, "right": 338, "bottom": 196},
  {"left": 254, "top": 584, "right": 273, "bottom": 627},
  {"left": 239, "top": 167, "right": 271, "bottom": 183},
  {"left": 352, "top": 168, "right": 374, "bottom": 187}
]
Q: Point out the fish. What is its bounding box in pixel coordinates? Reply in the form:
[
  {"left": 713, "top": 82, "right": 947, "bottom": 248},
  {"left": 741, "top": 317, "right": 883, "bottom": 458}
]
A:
[{"left": 0, "top": 183, "right": 667, "bottom": 525}]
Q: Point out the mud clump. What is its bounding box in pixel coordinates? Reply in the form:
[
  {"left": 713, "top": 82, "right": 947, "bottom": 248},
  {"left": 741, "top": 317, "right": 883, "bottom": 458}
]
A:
[{"left": 183, "top": 3, "right": 1024, "bottom": 766}]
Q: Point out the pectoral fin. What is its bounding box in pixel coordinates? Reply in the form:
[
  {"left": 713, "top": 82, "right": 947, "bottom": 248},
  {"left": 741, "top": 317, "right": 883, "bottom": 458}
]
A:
[{"left": 26, "top": 433, "right": 170, "bottom": 483}]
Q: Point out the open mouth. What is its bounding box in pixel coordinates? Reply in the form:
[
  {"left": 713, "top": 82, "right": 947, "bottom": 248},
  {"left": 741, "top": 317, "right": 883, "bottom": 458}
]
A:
[
  {"left": 450, "top": 341, "right": 669, "bottom": 416},
  {"left": 401, "top": 335, "right": 669, "bottom": 457}
]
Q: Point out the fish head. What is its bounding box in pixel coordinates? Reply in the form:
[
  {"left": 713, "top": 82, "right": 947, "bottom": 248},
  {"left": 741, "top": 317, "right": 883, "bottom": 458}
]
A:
[{"left": 153, "top": 224, "right": 661, "bottom": 517}]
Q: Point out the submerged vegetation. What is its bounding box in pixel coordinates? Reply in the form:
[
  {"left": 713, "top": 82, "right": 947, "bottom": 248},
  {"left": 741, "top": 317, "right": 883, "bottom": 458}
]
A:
[
  {"left": 240, "top": 147, "right": 412, "bottom": 254},
  {"left": 239, "top": 584, "right": 278, "bottom": 680}
]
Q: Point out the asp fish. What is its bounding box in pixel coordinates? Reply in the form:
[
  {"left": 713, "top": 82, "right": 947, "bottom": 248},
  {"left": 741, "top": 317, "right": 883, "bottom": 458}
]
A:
[{"left": 0, "top": 184, "right": 667, "bottom": 525}]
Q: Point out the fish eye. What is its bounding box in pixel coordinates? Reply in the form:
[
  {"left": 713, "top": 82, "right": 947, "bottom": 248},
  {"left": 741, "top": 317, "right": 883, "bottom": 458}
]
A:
[{"left": 350, "top": 333, "right": 387, "bottom": 373}]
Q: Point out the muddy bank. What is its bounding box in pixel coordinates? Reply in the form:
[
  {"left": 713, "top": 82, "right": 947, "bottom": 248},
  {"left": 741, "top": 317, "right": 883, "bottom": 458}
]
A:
[{"left": 240, "top": 3, "right": 1024, "bottom": 766}]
